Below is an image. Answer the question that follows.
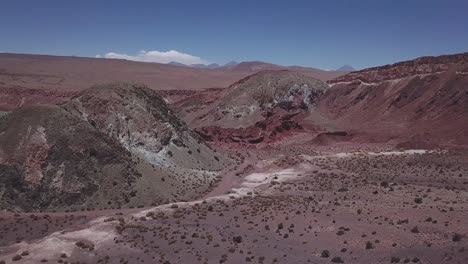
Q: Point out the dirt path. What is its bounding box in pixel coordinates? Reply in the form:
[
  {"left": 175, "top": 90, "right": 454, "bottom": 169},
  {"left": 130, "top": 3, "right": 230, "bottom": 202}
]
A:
[{"left": 202, "top": 150, "right": 259, "bottom": 198}]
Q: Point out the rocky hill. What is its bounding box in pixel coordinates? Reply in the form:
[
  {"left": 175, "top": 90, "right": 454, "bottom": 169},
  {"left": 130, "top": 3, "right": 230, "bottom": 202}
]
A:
[
  {"left": 0, "top": 105, "right": 140, "bottom": 211},
  {"left": 63, "top": 83, "right": 223, "bottom": 171},
  {"left": 177, "top": 70, "right": 329, "bottom": 144},
  {"left": 0, "top": 83, "right": 226, "bottom": 212},
  {"left": 319, "top": 52, "right": 468, "bottom": 147}
]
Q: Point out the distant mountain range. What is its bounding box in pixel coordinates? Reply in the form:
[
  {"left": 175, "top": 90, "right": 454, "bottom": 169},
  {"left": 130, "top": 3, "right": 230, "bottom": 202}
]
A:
[
  {"left": 169, "top": 60, "right": 357, "bottom": 72},
  {"left": 337, "top": 65, "right": 356, "bottom": 71},
  {"left": 0, "top": 53, "right": 347, "bottom": 94},
  {"left": 168, "top": 61, "right": 239, "bottom": 69}
]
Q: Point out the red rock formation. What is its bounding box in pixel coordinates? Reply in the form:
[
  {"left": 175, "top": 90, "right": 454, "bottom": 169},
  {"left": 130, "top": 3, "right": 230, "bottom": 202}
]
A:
[{"left": 320, "top": 52, "right": 468, "bottom": 147}]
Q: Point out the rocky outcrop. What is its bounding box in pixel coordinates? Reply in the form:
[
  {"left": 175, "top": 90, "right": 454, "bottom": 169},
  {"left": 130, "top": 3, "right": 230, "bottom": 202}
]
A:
[
  {"left": 0, "top": 105, "right": 138, "bottom": 211},
  {"left": 219, "top": 70, "right": 328, "bottom": 113},
  {"left": 178, "top": 71, "right": 328, "bottom": 142},
  {"left": 174, "top": 71, "right": 328, "bottom": 145},
  {"left": 0, "top": 83, "right": 226, "bottom": 212},
  {"left": 63, "top": 83, "right": 223, "bottom": 171}
]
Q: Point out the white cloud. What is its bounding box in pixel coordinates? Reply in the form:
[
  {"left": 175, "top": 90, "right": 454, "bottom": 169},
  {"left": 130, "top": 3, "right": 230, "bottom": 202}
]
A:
[{"left": 96, "top": 50, "right": 207, "bottom": 65}]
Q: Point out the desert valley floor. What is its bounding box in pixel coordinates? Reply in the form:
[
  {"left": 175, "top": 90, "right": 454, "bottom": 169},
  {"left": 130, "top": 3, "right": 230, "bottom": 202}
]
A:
[
  {"left": 1, "top": 145, "right": 467, "bottom": 264},
  {"left": 0, "top": 53, "right": 467, "bottom": 263}
]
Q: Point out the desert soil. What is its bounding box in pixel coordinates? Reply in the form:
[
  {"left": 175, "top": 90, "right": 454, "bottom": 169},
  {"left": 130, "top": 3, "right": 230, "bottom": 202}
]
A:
[{"left": 0, "top": 145, "right": 467, "bottom": 264}]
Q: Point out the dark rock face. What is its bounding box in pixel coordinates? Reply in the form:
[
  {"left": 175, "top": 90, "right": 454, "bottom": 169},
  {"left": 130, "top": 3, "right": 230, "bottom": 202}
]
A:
[
  {"left": 63, "top": 83, "right": 223, "bottom": 171},
  {"left": 0, "top": 105, "right": 137, "bottom": 211},
  {"left": 63, "top": 83, "right": 187, "bottom": 155},
  {"left": 0, "top": 83, "right": 224, "bottom": 212}
]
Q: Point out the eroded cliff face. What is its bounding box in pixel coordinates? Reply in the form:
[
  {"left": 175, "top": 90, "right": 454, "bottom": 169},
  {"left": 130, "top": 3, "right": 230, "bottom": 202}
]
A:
[
  {"left": 203, "top": 70, "right": 328, "bottom": 127},
  {"left": 0, "top": 83, "right": 227, "bottom": 212},
  {"left": 319, "top": 53, "right": 468, "bottom": 147},
  {"left": 63, "top": 83, "right": 223, "bottom": 171},
  {"left": 329, "top": 52, "right": 468, "bottom": 84},
  {"left": 177, "top": 70, "right": 328, "bottom": 144}
]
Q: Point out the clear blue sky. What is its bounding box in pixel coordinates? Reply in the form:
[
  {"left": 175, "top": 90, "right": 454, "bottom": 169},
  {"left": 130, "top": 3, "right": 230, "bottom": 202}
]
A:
[{"left": 1, "top": 0, "right": 467, "bottom": 70}]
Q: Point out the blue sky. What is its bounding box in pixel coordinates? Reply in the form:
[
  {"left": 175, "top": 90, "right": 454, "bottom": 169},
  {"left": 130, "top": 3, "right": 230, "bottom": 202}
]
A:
[{"left": 1, "top": 0, "right": 467, "bottom": 70}]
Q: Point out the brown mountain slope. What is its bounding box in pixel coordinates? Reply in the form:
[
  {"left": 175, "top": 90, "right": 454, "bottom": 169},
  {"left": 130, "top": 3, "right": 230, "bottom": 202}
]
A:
[
  {"left": 168, "top": 52, "right": 468, "bottom": 148},
  {"left": 0, "top": 86, "right": 73, "bottom": 111},
  {"left": 176, "top": 70, "right": 329, "bottom": 144},
  {"left": 318, "top": 52, "right": 468, "bottom": 147},
  {"left": 0, "top": 83, "right": 227, "bottom": 212},
  {"left": 0, "top": 105, "right": 141, "bottom": 211},
  {"left": 63, "top": 82, "right": 224, "bottom": 171},
  {"left": 0, "top": 53, "right": 345, "bottom": 111},
  {"left": 224, "top": 61, "right": 345, "bottom": 80}
]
